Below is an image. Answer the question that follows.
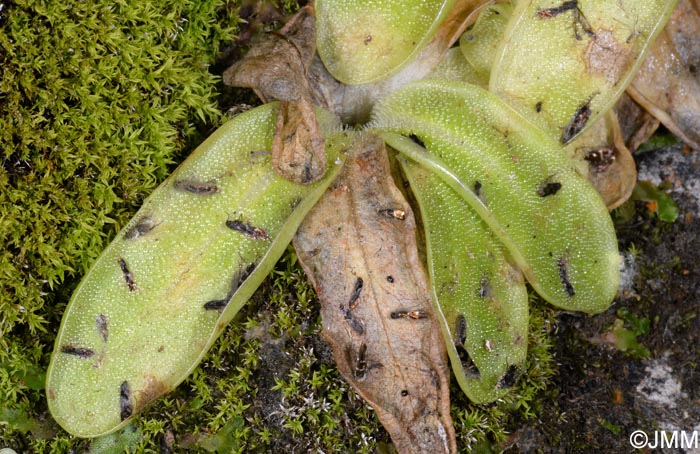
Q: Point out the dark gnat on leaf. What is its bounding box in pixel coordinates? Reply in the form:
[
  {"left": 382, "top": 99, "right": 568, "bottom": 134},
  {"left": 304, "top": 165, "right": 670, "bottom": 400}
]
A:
[
  {"left": 120, "top": 381, "right": 133, "bottom": 421},
  {"left": 348, "top": 277, "right": 364, "bottom": 309},
  {"left": 478, "top": 275, "right": 491, "bottom": 298},
  {"left": 124, "top": 216, "right": 158, "bottom": 240},
  {"left": 474, "top": 180, "right": 482, "bottom": 196},
  {"left": 562, "top": 99, "right": 592, "bottom": 143},
  {"left": 354, "top": 343, "right": 368, "bottom": 380},
  {"left": 225, "top": 219, "right": 270, "bottom": 240},
  {"left": 536, "top": 0, "right": 577, "bottom": 18},
  {"left": 118, "top": 258, "right": 136, "bottom": 292},
  {"left": 344, "top": 309, "right": 365, "bottom": 334},
  {"left": 409, "top": 133, "right": 425, "bottom": 148},
  {"left": 584, "top": 147, "right": 615, "bottom": 173},
  {"left": 456, "top": 344, "right": 481, "bottom": 379},
  {"left": 203, "top": 263, "right": 257, "bottom": 311},
  {"left": 455, "top": 314, "right": 467, "bottom": 346},
  {"left": 390, "top": 310, "right": 428, "bottom": 320},
  {"left": 498, "top": 365, "right": 519, "bottom": 389},
  {"left": 173, "top": 179, "right": 219, "bottom": 195},
  {"left": 558, "top": 257, "right": 576, "bottom": 296},
  {"left": 537, "top": 181, "right": 562, "bottom": 197},
  {"left": 96, "top": 314, "right": 108, "bottom": 343},
  {"left": 204, "top": 298, "right": 228, "bottom": 311},
  {"left": 61, "top": 345, "right": 95, "bottom": 358},
  {"left": 378, "top": 208, "right": 406, "bottom": 220}
]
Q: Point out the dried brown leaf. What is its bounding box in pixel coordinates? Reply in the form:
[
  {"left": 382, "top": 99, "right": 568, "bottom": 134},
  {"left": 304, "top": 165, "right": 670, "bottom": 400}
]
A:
[
  {"left": 272, "top": 99, "right": 327, "bottom": 184},
  {"left": 615, "top": 93, "right": 660, "bottom": 153},
  {"left": 629, "top": 0, "right": 700, "bottom": 150},
  {"left": 224, "top": 6, "right": 327, "bottom": 184},
  {"left": 294, "top": 135, "right": 456, "bottom": 454},
  {"left": 568, "top": 110, "right": 637, "bottom": 209}
]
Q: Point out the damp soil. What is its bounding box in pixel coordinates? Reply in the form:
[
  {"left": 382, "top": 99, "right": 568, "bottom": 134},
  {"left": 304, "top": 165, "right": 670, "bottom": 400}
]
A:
[{"left": 504, "top": 144, "right": 700, "bottom": 453}]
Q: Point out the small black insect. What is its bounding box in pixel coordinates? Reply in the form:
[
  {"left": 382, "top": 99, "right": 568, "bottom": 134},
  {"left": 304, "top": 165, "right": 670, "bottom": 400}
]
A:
[
  {"left": 474, "top": 180, "right": 482, "bottom": 196},
  {"left": 96, "top": 314, "right": 108, "bottom": 343},
  {"left": 390, "top": 310, "right": 428, "bottom": 320},
  {"left": 354, "top": 343, "right": 368, "bottom": 380},
  {"left": 348, "top": 277, "right": 364, "bottom": 310},
  {"left": 537, "top": 181, "right": 562, "bottom": 197},
  {"left": 204, "top": 298, "right": 228, "bottom": 311},
  {"left": 378, "top": 208, "right": 406, "bottom": 221},
  {"left": 237, "top": 262, "right": 256, "bottom": 284},
  {"left": 455, "top": 314, "right": 467, "bottom": 346},
  {"left": 203, "top": 263, "right": 256, "bottom": 311},
  {"left": 562, "top": 99, "right": 592, "bottom": 144},
  {"left": 302, "top": 161, "right": 313, "bottom": 184},
  {"left": 536, "top": 0, "right": 577, "bottom": 18},
  {"left": 124, "top": 216, "right": 157, "bottom": 240},
  {"left": 289, "top": 196, "right": 303, "bottom": 210},
  {"left": 225, "top": 219, "right": 269, "bottom": 240},
  {"left": 401, "top": 389, "right": 409, "bottom": 397},
  {"left": 536, "top": 0, "right": 594, "bottom": 40},
  {"left": 173, "top": 179, "right": 219, "bottom": 195},
  {"left": 386, "top": 275, "right": 394, "bottom": 283},
  {"left": 61, "top": 344, "right": 95, "bottom": 358},
  {"left": 584, "top": 147, "right": 615, "bottom": 173},
  {"left": 535, "top": 101, "right": 543, "bottom": 113},
  {"left": 455, "top": 344, "right": 480, "bottom": 379},
  {"left": 572, "top": 6, "right": 595, "bottom": 40},
  {"left": 118, "top": 257, "right": 136, "bottom": 292},
  {"left": 409, "top": 133, "right": 425, "bottom": 148},
  {"left": 558, "top": 257, "right": 576, "bottom": 296},
  {"left": 120, "top": 381, "right": 133, "bottom": 421},
  {"left": 344, "top": 310, "right": 365, "bottom": 335},
  {"left": 478, "top": 274, "right": 491, "bottom": 298},
  {"left": 498, "top": 365, "right": 519, "bottom": 389}
]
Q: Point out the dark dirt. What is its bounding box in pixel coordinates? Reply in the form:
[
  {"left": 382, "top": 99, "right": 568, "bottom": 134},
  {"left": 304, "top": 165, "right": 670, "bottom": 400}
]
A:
[{"left": 504, "top": 145, "right": 700, "bottom": 453}]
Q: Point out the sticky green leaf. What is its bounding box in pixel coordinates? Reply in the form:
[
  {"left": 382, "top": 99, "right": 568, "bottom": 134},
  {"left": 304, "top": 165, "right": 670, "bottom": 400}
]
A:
[
  {"left": 373, "top": 80, "right": 620, "bottom": 313},
  {"left": 46, "top": 103, "right": 347, "bottom": 438},
  {"left": 458, "top": 3, "right": 513, "bottom": 87},
  {"left": 491, "top": 0, "right": 678, "bottom": 144},
  {"left": 399, "top": 157, "right": 528, "bottom": 403},
  {"left": 316, "top": 0, "right": 454, "bottom": 84}
]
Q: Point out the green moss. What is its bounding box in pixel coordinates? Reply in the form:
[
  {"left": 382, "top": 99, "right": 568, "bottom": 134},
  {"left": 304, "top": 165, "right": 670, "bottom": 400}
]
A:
[
  {"left": 0, "top": 0, "right": 240, "bottom": 449},
  {"left": 0, "top": 0, "right": 558, "bottom": 451}
]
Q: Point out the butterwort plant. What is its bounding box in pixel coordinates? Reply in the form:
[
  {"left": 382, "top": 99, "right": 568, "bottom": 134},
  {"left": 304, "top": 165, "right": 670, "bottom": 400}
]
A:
[{"left": 46, "top": 0, "right": 677, "bottom": 450}]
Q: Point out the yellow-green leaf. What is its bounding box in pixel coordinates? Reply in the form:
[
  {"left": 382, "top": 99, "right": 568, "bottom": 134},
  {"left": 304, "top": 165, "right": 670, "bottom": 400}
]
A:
[
  {"left": 491, "top": 0, "right": 678, "bottom": 144},
  {"left": 46, "top": 104, "right": 346, "bottom": 438},
  {"left": 316, "top": 0, "right": 455, "bottom": 84}
]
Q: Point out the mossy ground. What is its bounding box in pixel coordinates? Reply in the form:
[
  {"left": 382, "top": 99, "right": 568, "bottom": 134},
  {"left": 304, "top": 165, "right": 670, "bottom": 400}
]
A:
[{"left": 0, "top": 0, "right": 600, "bottom": 452}]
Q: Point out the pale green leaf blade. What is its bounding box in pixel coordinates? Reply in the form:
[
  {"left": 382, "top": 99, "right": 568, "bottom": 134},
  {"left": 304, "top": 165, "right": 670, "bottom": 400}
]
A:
[
  {"left": 373, "top": 80, "right": 620, "bottom": 313},
  {"left": 316, "top": 0, "right": 454, "bottom": 84},
  {"left": 46, "top": 103, "right": 346, "bottom": 438},
  {"left": 458, "top": 3, "right": 513, "bottom": 87},
  {"left": 490, "top": 0, "right": 678, "bottom": 144},
  {"left": 399, "top": 156, "right": 528, "bottom": 403}
]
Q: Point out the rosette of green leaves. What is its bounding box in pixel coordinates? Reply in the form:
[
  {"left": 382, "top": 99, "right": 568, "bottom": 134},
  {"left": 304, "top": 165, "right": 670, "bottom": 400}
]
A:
[{"left": 372, "top": 80, "right": 620, "bottom": 399}]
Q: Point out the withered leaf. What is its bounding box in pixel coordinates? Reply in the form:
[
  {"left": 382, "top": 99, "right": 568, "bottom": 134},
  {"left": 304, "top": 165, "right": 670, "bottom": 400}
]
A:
[
  {"left": 629, "top": 0, "right": 700, "bottom": 150},
  {"left": 223, "top": 6, "right": 317, "bottom": 103},
  {"left": 224, "top": 6, "right": 326, "bottom": 184},
  {"left": 272, "top": 99, "right": 326, "bottom": 184},
  {"left": 615, "top": 92, "right": 660, "bottom": 153},
  {"left": 294, "top": 135, "right": 456, "bottom": 454},
  {"left": 567, "top": 110, "right": 637, "bottom": 209}
]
